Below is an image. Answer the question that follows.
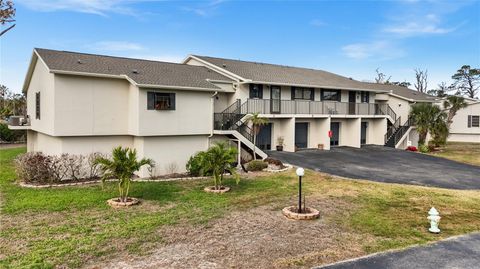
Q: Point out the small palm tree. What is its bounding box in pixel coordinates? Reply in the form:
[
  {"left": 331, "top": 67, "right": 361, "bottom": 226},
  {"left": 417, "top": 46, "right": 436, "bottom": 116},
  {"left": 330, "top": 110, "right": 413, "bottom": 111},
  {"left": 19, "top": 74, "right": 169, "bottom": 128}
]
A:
[
  {"left": 443, "top": 95, "right": 468, "bottom": 129},
  {"left": 95, "top": 146, "right": 154, "bottom": 203},
  {"left": 246, "top": 112, "right": 268, "bottom": 160},
  {"left": 410, "top": 103, "right": 447, "bottom": 145},
  {"left": 201, "top": 142, "right": 239, "bottom": 190}
]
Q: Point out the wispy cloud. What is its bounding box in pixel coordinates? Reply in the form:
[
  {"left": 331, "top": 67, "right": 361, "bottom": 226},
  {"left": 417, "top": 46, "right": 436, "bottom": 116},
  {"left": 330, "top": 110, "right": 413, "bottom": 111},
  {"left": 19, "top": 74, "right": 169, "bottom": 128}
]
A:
[
  {"left": 310, "top": 19, "right": 326, "bottom": 27},
  {"left": 17, "top": 0, "right": 158, "bottom": 16},
  {"left": 128, "top": 54, "right": 185, "bottom": 63},
  {"left": 182, "top": 0, "right": 226, "bottom": 17},
  {"left": 90, "top": 41, "right": 145, "bottom": 51},
  {"left": 383, "top": 13, "right": 456, "bottom": 36},
  {"left": 342, "top": 41, "right": 405, "bottom": 60}
]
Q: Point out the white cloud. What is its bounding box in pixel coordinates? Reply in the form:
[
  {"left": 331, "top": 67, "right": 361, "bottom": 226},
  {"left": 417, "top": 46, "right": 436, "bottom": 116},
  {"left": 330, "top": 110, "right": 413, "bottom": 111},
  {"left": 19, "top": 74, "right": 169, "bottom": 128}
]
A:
[
  {"left": 182, "top": 0, "right": 226, "bottom": 17},
  {"left": 129, "top": 54, "right": 184, "bottom": 63},
  {"left": 17, "top": 0, "right": 157, "bottom": 16},
  {"left": 310, "top": 19, "right": 326, "bottom": 27},
  {"left": 383, "top": 13, "right": 456, "bottom": 36},
  {"left": 384, "top": 22, "right": 454, "bottom": 35},
  {"left": 90, "top": 41, "right": 144, "bottom": 51},
  {"left": 342, "top": 41, "right": 405, "bottom": 60}
]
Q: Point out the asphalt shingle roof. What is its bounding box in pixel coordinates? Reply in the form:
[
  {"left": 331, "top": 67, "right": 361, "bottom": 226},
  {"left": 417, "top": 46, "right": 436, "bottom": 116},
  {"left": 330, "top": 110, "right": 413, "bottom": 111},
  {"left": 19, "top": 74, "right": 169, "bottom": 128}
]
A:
[
  {"left": 194, "top": 55, "right": 440, "bottom": 101},
  {"left": 193, "top": 55, "right": 388, "bottom": 92},
  {"left": 362, "top": 82, "right": 439, "bottom": 102},
  {"left": 35, "top": 48, "right": 232, "bottom": 90}
]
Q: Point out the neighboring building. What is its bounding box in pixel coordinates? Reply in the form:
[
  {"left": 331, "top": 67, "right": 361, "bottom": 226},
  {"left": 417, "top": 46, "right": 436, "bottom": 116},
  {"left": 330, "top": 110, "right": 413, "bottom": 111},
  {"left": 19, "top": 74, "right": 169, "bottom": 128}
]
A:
[
  {"left": 447, "top": 98, "right": 480, "bottom": 143},
  {"left": 9, "top": 48, "right": 440, "bottom": 176}
]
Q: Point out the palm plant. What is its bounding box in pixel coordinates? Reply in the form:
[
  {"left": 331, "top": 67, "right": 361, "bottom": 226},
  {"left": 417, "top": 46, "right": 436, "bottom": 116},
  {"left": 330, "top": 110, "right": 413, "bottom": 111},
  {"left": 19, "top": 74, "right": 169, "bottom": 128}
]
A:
[
  {"left": 201, "top": 142, "right": 239, "bottom": 190},
  {"left": 409, "top": 103, "right": 447, "bottom": 145},
  {"left": 95, "top": 146, "right": 154, "bottom": 203},
  {"left": 443, "top": 96, "right": 468, "bottom": 129},
  {"left": 246, "top": 112, "right": 268, "bottom": 160}
]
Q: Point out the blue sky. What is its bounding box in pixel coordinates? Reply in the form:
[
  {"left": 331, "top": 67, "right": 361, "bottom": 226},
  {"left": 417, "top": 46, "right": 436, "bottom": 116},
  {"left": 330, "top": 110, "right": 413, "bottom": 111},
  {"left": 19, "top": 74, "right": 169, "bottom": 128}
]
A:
[{"left": 1, "top": 0, "right": 479, "bottom": 94}]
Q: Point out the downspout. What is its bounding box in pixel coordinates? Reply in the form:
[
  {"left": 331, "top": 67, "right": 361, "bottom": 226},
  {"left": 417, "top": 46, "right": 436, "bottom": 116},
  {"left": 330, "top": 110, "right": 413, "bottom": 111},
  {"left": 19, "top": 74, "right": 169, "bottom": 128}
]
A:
[{"left": 209, "top": 91, "right": 219, "bottom": 140}]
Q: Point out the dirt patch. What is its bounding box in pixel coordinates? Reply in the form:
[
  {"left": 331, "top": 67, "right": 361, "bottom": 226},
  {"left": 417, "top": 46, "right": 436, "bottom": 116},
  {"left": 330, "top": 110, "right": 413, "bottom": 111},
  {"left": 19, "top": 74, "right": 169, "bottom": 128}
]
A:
[{"left": 92, "top": 198, "right": 375, "bottom": 269}]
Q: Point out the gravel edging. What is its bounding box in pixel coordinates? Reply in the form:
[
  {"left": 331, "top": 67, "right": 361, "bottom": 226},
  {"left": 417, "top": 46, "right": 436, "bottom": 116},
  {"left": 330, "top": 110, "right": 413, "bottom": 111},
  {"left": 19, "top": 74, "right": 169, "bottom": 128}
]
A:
[
  {"left": 17, "top": 165, "right": 292, "bottom": 189},
  {"left": 18, "top": 176, "right": 211, "bottom": 188}
]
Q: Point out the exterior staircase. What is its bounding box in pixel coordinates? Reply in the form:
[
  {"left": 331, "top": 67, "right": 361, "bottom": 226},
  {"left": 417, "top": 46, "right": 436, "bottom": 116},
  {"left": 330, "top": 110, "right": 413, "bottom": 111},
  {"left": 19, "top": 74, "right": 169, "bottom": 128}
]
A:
[
  {"left": 384, "top": 117, "right": 413, "bottom": 148},
  {"left": 213, "top": 99, "right": 267, "bottom": 159}
]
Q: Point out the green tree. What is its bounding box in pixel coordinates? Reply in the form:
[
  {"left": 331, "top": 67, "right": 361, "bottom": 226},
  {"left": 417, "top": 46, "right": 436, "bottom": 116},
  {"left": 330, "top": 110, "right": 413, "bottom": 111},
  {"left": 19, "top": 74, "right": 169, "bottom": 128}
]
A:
[
  {"left": 201, "top": 142, "right": 239, "bottom": 190},
  {"left": 409, "top": 103, "right": 447, "bottom": 145},
  {"left": 246, "top": 112, "right": 268, "bottom": 160},
  {"left": 95, "top": 147, "right": 154, "bottom": 202},
  {"left": 452, "top": 65, "right": 480, "bottom": 99},
  {"left": 443, "top": 95, "right": 468, "bottom": 129}
]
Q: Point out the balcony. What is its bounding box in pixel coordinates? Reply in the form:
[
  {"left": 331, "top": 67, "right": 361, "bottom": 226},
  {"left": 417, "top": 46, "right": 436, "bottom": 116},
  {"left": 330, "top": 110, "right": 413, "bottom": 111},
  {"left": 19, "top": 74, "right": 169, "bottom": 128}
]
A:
[
  {"left": 240, "top": 98, "right": 394, "bottom": 117},
  {"left": 7, "top": 115, "right": 31, "bottom": 130}
]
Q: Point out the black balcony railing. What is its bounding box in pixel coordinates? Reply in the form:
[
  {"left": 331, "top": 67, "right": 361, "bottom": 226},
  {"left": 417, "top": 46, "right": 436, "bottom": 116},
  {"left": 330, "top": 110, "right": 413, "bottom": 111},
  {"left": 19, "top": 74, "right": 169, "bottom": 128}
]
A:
[{"left": 239, "top": 98, "right": 391, "bottom": 116}]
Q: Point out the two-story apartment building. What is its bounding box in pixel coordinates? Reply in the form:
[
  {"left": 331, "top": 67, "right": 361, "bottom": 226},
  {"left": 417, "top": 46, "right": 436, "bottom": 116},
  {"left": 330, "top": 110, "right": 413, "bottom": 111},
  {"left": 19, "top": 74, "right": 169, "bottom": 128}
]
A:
[{"left": 10, "top": 48, "right": 439, "bottom": 176}]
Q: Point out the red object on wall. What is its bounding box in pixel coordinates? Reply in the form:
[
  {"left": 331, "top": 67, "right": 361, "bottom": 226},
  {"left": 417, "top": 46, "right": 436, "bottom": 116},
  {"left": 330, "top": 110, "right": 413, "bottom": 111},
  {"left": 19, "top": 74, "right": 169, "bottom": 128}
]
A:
[{"left": 328, "top": 130, "right": 333, "bottom": 138}]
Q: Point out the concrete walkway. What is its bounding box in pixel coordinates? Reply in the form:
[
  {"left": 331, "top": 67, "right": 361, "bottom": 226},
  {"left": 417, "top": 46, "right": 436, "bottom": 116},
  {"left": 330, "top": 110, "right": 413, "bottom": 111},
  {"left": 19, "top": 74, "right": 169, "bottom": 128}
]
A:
[{"left": 315, "top": 233, "right": 480, "bottom": 269}]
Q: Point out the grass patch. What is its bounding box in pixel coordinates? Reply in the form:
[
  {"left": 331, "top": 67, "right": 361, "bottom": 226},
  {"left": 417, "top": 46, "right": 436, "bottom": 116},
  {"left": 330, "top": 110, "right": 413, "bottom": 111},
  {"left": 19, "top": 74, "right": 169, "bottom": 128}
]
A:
[
  {"left": 1, "top": 147, "right": 479, "bottom": 268},
  {"left": 429, "top": 142, "right": 480, "bottom": 166}
]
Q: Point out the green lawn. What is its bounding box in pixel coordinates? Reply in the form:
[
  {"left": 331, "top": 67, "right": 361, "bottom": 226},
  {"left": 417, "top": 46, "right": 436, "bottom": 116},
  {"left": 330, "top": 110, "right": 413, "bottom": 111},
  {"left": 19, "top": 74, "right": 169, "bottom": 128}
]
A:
[
  {"left": 1, "top": 147, "right": 479, "bottom": 268},
  {"left": 429, "top": 142, "right": 480, "bottom": 166}
]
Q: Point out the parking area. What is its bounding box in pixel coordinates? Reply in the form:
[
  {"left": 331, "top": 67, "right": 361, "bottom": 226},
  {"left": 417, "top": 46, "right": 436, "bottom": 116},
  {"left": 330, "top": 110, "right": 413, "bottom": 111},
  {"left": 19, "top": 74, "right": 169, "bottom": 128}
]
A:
[{"left": 268, "top": 146, "right": 480, "bottom": 190}]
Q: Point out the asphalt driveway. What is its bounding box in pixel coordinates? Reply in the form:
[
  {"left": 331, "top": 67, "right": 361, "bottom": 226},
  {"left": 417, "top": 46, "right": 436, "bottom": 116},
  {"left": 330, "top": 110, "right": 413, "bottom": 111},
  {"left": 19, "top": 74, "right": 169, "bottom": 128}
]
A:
[
  {"left": 269, "top": 146, "right": 480, "bottom": 190},
  {"left": 315, "top": 233, "right": 480, "bottom": 269}
]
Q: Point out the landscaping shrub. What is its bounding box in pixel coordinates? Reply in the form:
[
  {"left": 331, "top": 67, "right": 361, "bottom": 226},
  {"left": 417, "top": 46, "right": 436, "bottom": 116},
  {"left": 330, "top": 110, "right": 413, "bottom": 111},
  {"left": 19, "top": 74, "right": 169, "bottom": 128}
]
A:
[
  {"left": 15, "top": 152, "right": 53, "bottom": 183},
  {"left": 0, "top": 122, "right": 25, "bottom": 142},
  {"left": 419, "top": 144, "right": 429, "bottom": 153},
  {"left": 186, "top": 151, "right": 212, "bottom": 176},
  {"left": 246, "top": 160, "right": 268, "bottom": 171},
  {"left": 14, "top": 152, "right": 105, "bottom": 184},
  {"left": 406, "top": 146, "right": 417, "bottom": 152},
  {"left": 263, "top": 157, "right": 284, "bottom": 167}
]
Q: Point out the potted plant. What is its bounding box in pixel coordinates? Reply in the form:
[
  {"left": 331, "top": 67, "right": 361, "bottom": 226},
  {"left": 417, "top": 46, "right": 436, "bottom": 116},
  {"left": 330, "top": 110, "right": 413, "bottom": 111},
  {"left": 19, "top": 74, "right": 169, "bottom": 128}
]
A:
[
  {"left": 95, "top": 146, "right": 154, "bottom": 207},
  {"left": 276, "top": 136, "right": 284, "bottom": 151}
]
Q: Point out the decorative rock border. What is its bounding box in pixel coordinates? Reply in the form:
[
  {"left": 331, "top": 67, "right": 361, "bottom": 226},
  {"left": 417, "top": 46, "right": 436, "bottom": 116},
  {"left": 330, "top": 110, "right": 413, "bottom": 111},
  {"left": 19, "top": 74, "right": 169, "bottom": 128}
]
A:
[
  {"left": 204, "top": 186, "right": 231, "bottom": 193},
  {"left": 18, "top": 179, "right": 107, "bottom": 188},
  {"left": 133, "top": 176, "right": 209, "bottom": 182},
  {"left": 263, "top": 163, "right": 293, "bottom": 173},
  {"left": 107, "top": 197, "right": 140, "bottom": 207},
  {"left": 18, "top": 175, "right": 211, "bottom": 188},
  {"left": 282, "top": 206, "right": 320, "bottom": 220}
]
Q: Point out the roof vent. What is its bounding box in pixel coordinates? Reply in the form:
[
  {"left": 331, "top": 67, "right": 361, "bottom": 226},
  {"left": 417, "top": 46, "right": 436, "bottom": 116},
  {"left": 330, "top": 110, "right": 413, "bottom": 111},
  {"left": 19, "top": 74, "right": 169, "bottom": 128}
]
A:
[
  {"left": 77, "top": 59, "right": 83, "bottom": 64},
  {"left": 222, "top": 64, "right": 227, "bottom": 68},
  {"left": 132, "top": 69, "right": 139, "bottom": 74}
]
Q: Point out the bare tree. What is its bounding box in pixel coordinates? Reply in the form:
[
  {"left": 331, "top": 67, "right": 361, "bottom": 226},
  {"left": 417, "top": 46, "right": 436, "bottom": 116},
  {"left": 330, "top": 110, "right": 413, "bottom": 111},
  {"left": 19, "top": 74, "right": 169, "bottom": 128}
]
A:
[
  {"left": 374, "top": 68, "right": 391, "bottom": 84},
  {"left": 414, "top": 68, "right": 428, "bottom": 93},
  {"left": 452, "top": 65, "right": 480, "bottom": 99},
  {"left": 0, "top": 0, "right": 15, "bottom": 37}
]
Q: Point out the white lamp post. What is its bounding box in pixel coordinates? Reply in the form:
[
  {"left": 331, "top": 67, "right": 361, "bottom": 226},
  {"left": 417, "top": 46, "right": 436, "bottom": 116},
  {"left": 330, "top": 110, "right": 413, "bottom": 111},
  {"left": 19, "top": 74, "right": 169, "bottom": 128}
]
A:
[
  {"left": 427, "top": 207, "right": 441, "bottom": 233},
  {"left": 296, "top": 167, "right": 305, "bottom": 213}
]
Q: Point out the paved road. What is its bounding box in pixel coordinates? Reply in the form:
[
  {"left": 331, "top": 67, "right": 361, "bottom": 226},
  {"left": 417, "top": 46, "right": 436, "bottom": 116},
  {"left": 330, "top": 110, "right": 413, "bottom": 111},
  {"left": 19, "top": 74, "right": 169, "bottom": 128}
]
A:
[
  {"left": 269, "top": 146, "right": 480, "bottom": 190},
  {"left": 315, "top": 233, "right": 480, "bottom": 269}
]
